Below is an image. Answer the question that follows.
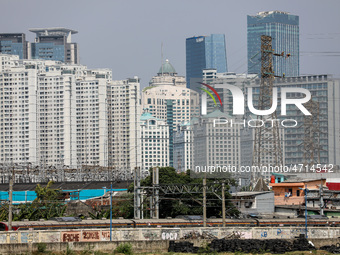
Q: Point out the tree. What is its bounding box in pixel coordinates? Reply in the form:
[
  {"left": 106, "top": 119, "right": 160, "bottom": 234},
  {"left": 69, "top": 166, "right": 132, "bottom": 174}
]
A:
[
  {"left": 0, "top": 203, "right": 9, "bottom": 221},
  {"left": 89, "top": 193, "right": 134, "bottom": 219},
  {"left": 112, "top": 193, "right": 134, "bottom": 219},
  {"left": 0, "top": 181, "right": 66, "bottom": 221},
  {"left": 28, "top": 180, "right": 66, "bottom": 220},
  {"left": 129, "top": 167, "right": 239, "bottom": 218}
]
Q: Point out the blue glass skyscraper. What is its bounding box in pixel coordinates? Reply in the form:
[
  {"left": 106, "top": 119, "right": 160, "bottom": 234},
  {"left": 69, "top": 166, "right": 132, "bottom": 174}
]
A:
[
  {"left": 0, "top": 33, "right": 28, "bottom": 59},
  {"left": 186, "top": 34, "right": 227, "bottom": 88},
  {"left": 247, "top": 11, "right": 299, "bottom": 77}
]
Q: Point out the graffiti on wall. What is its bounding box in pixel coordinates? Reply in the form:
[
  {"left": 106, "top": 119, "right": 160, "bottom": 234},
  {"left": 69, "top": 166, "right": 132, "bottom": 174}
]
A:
[
  {"left": 101, "top": 231, "right": 111, "bottom": 241},
  {"left": 290, "top": 228, "right": 306, "bottom": 235},
  {"left": 202, "top": 229, "right": 219, "bottom": 239},
  {"left": 9, "top": 233, "right": 18, "bottom": 243},
  {"left": 252, "top": 229, "right": 271, "bottom": 239},
  {"left": 21, "top": 232, "right": 40, "bottom": 243},
  {"left": 62, "top": 231, "right": 81, "bottom": 242},
  {"left": 0, "top": 227, "right": 337, "bottom": 244},
  {"left": 142, "top": 229, "right": 160, "bottom": 240},
  {"left": 161, "top": 229, "right": 180, "bottom": 240},
  {"left": 0, "top": 234, "right": 6, "bottom": 244},
  {"left": 310, "top": 229, "right": 328, "bottom": 238},
  {"left": 82, "top": 231, "right": 100, "bottom": 242},
  {"left": 121, "top": 230, "right": 137, "bottom": 240}
]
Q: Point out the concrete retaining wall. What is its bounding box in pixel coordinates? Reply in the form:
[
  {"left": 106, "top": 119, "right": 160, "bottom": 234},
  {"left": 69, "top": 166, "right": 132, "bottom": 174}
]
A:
[
  {"left": 0, "top": 228, "right": 340, "bottom": 254},
  {"left": 0, "top": 240, "right": 169, "bottom": 254},
  {"left": 1, "top": 227, "right": 340, "bottom": 244},
  {"left": 0, "top": 238, "right": 340, "bottom": 254}
]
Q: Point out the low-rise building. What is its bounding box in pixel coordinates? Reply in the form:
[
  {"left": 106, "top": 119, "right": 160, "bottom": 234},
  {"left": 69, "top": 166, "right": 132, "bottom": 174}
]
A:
[
  {"left": 269, "top": 178, "right": 326, "bottom": 206},
  {"left": 232, "top": 191, "right": 274, "bottom": 214},
  {"left": 274, "top": 205, "right": 340, "bottom": 217},
  {"left": 307, "top": 188, "right": 340, "bottom": 210},
  {"left": 326, "top": 178, "right": 340, "bottom": 191}
]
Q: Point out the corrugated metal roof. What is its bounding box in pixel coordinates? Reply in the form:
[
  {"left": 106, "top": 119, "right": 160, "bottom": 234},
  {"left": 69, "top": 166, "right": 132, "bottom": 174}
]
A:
[
  {"left": 270, "top": 183, "right": 304, "bottom": 187},
  {"left": 283, "top": 178, "right": 325, "bottom": 183},
  {"left": 232, "top": 191, "right": 273, "bottom": 197}
]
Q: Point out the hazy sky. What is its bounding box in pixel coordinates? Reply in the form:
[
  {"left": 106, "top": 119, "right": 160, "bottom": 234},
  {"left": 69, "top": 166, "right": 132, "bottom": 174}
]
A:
[{"left": 1, "top": 0, "right": 340, "bottom": 88}]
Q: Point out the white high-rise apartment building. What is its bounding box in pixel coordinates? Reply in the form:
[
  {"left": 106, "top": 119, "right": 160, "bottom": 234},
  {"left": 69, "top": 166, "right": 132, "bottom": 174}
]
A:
[
  {"left": 107, "top": 77, "right": 141, "bottom": 173},
  {"left": 36, "top": 62, "right": 77, "bottom": 167},
  {"left": 0, "top": 54, "right": 20, "bottom": 71},
  {"left": 0, "top": 54, "right": 110, "bottom": 167},
  {"left": 0, "top": 55, "right": 38, "bottom": 164},
  {"left": 75, "top": 68, "right": 111, "bottom": 167},
  {"left": 140, "top": 111, "right": 169, "bottom": 174}
]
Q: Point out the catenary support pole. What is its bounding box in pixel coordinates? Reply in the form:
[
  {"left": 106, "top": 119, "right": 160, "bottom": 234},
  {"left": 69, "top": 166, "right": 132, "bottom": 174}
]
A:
[
  {"left": 305, "top": 184, "right": 308, "bottom": 238},
  {"left": 222, "top": 181, "right": 226, "bottom": 227},
  {"left": 203, "top": 174, "right": 207, "bottom": 227},
  {"left": 8, "top": 165, "right": 14, "bottom": 231},
  {"left": 110, "top": 182, "right": 112, "bottom": 241}
]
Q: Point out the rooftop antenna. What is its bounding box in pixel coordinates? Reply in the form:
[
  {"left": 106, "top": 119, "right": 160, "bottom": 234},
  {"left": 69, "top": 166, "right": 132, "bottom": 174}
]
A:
[{"left": 161, "top": 42, "right": 164, "bottom": 76}]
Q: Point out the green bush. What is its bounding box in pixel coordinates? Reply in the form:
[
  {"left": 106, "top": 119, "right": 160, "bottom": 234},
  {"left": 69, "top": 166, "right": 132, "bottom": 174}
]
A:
[
  {"left": 198, "top": 242, "right": 217, "bottom": 254},
  {"left": 94, "top": 251, "right": 109, "bottom": 255},
  {"left": 80, "top": 244, "right": 94, "bottom": 255},
  {"left": 37, "top": 243, "right": 47, "bottom": 253},
  {"left": 114, "top": 243, "right": 133, "bottom": 255},
  {"left": 66, "top": 244, "right": 76, "bottom": 255}
]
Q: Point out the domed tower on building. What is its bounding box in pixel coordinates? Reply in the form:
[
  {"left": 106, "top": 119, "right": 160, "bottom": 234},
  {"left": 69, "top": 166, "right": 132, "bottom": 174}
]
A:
[
  {"left": 142, "top": 59, "right": 199, "bottom": 168},
  {"left": 149, "top": 59, "right": 186, "bottom": 87},
  {"left": 158, "top": 58, "right": 177, "bottom": 76}
]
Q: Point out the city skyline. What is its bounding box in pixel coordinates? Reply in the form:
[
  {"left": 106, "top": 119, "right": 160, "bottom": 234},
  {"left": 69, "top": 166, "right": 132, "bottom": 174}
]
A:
[{"left": 1, "top": 0, "right": 339, "bottom": 89}]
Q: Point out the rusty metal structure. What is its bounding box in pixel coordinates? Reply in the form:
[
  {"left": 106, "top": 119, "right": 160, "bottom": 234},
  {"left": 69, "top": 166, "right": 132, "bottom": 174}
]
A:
[
  {"left": 302, "top": 99, "right": 321, "bottom": 168},
  {"left": 252, "top": 35, "right": 284, "bottom": 181}
]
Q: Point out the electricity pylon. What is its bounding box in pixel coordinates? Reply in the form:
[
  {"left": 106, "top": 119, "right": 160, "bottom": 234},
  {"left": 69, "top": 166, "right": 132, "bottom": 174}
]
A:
[
  {"left": 252, "top": 35, "right": 284, "bottom": 183},
  {"left": 302, "top": 99, "right": 321, "bottom": 168}
]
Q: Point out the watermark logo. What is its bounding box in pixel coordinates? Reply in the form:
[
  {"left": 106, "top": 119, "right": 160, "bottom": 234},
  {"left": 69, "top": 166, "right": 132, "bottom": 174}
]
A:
[
  {"left": 199, "top": 82, "right": 223, "bottom": 115},
  {"left": 199, "top": 82, "right": 311, "bottom": 116}
]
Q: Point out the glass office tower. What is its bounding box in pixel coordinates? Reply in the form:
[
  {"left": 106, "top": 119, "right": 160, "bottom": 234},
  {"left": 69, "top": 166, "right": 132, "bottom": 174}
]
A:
[
  {"left": 247, "top": 11, "right": 299, "bottom": 77},
  {"left": 0, "top": 33, "right": 28, "bottom": 59},
  {"left": 186, "top": 34, "right": 227, "bottom": 88},
  {"left": 30, "top": 28, "right": 79, "bottom": 64}
]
